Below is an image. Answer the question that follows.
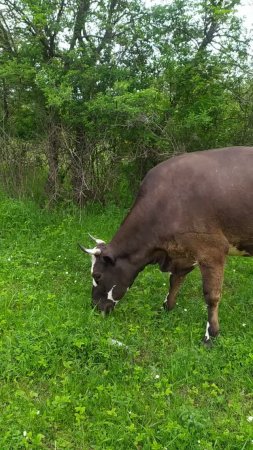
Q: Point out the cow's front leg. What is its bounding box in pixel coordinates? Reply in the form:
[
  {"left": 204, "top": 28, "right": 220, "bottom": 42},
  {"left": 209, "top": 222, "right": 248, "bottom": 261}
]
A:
[
  {"left": 164, "top": 273, "right": 185, "bottom": 311},
  {"left": 164, "top": 267, "right": 194, "bottom": 311},
  {"left": 199, "top": 257, "right": 225, "bottom": 344}
]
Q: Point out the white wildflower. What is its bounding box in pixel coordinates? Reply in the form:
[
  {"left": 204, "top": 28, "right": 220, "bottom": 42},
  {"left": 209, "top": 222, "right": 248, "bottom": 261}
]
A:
[
  {"left": 247, "top": 416, "right": 253, "bottom": 423},
  {"left": 155, "top": 374, "right": 160, "bottom": 379},
  {"left": 23, "top": 431, "right": 27, "bottom": 437},
  {"left": 109, "top": 338, "right": 128, "bottom": 348}
]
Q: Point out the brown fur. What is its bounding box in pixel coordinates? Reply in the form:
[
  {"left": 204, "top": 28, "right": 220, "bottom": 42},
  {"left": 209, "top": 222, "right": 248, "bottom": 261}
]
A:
[{"left": 83, "top": 147, "right": 253, "bottom": 342}]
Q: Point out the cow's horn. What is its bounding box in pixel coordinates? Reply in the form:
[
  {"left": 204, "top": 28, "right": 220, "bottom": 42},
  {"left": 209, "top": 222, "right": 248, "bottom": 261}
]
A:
[
  {"left": 78, "top": 244, "right": 101, "bottom": 255},
  {"left": 88, "top": 233, "right": 105, "bottom": 245}
]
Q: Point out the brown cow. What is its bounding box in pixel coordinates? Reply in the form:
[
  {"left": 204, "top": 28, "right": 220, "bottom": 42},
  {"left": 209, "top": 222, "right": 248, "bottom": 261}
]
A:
[{"left": 80, "top": 147, "right": 253, "bottom": 343}]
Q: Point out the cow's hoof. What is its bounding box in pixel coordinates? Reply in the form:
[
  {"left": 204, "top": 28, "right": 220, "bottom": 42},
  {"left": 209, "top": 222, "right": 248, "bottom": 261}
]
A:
[
  {"left": 203, "top": 324, "right": 219, "bottom": 346},
  {"left": 203, "top": 336, "right": 213, "bottom": 347},
  {"left": 163, "top": 300, "right": 175, "bottom": 311}
]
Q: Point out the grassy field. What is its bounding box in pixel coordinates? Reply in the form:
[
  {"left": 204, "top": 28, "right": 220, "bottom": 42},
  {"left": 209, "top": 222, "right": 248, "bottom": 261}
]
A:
[{"left": 0, "top": 196, "right": 253, "bottom": 450}]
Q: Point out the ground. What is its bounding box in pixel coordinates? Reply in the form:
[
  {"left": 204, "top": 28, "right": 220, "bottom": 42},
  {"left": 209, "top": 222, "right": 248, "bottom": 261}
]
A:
[{"left": 0, "top": 196, "right": 253, "bottom": 449}]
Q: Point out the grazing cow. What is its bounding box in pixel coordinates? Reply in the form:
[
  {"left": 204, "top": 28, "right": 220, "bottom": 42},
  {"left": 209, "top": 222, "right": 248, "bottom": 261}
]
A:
[{"left": 80, "top": 147, "right": 253, "bottom": 343}]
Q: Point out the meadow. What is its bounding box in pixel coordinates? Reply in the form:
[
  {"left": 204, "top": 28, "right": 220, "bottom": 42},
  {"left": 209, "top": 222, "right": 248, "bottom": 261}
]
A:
[{"left": 0, "top": 196, "right": 253, "bottom": 449}]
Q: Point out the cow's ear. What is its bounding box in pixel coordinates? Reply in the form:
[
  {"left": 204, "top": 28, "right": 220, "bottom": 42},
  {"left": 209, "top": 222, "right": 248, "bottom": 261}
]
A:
[{"left": 102, "top": 250, "right": 115, "bottom": 265}]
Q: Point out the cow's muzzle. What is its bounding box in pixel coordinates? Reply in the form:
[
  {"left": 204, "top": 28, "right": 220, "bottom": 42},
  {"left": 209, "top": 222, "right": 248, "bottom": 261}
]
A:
[{"left": 92, "top": 299, "right": 115, "bottom": 315}]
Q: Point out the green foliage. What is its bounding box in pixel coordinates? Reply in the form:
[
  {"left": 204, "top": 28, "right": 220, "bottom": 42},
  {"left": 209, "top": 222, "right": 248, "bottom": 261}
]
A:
[
  {"left": 35, "top": 62, "right": 73, "bottom": 110},
  {"left": 87, "top": 87, "right": 170, "bottom": 149},
  {"left": 0, "top": 0, "right": 252, "bottom": 204},
  {"left": 0, "top": 197, "right": 253, "bottom": 448}
]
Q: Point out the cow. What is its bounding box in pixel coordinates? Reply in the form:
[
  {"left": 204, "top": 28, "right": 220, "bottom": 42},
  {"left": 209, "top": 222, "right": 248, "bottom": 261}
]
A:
[{"left": 80, "top": 147, "right": 253, "bottom": 343}]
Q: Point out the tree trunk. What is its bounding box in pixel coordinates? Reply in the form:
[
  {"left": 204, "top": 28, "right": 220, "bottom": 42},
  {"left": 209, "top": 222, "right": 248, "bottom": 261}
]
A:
[
  {"left": 2, "top": 79, "right": 9, "bottom": 132},
  {"left": 71, "top": 126, "right": 90, "bottom": 207},
  {"left": 45, "top": 110, "right": 61, "bottom": 204}
]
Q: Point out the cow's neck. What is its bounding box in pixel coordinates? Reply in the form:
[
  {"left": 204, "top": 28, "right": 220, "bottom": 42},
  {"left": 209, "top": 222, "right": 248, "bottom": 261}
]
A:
[{"left": 110, "top": 202, "right": 156, "bottom": 265}]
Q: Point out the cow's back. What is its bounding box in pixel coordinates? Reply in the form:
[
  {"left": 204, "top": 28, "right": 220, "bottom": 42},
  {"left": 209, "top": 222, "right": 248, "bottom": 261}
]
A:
[{"left": 140, "top": 147, "right": 253, "bottom": 242}]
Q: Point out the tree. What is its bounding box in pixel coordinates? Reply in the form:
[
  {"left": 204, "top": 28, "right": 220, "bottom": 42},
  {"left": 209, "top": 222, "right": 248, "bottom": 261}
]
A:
[{"left": 0, "top": 0, "right": 252, "bottom": 204}]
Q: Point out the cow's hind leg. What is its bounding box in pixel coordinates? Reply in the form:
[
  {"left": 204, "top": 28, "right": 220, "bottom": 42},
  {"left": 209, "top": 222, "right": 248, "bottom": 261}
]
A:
[
  {"left": 199, "top": 255, "right": 225, "bottom": 344},
  {"left": 164, "top": 267, "right": 194, "bottom": 311}
]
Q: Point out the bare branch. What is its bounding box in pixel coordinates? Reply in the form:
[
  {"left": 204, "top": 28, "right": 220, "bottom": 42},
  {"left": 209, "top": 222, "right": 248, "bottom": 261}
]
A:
[
  {"left": 0, "top": 12, "right": 17, "bottom": 54},
  {"left": 198, "top": 20, "right": 219, "bottom": 51},
  {"left": 96, "top": 0, "right": 118, "bottom": 55},
  {"left": 69, "top": 0, "right": 91, "bottom": 50}
]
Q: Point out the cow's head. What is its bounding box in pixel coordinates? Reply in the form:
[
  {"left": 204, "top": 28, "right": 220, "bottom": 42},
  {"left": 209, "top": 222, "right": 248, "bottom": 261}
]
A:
[{"left": 79, "top": 235, "right": 136, "bottom": 314}]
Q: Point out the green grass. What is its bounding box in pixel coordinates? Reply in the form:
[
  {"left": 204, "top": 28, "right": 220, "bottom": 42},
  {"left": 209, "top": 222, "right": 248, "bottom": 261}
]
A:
[{"left": 0, "top": 196, "right": 253, "bottom": 449}]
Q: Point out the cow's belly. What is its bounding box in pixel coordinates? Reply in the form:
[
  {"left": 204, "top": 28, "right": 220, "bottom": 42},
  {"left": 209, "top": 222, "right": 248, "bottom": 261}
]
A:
[{"left": 228, "top": 244, "right": 253, "bottom": 257}]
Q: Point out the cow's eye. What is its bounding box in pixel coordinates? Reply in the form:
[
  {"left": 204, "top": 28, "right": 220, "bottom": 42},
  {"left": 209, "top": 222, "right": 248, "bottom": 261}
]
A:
[{"left": 93, "top": 272, "right": 101, "bottom": 283}]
